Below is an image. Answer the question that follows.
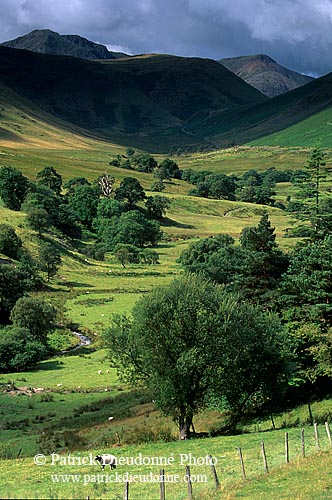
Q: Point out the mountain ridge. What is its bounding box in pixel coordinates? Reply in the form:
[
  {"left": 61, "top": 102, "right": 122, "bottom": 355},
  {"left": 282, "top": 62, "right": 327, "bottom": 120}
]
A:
[
  {"left": 0, "top": 46, "right": 266, "bottom": 151},
  {"left": 0, "top": 29, "right": 128, "bottom": 60}
]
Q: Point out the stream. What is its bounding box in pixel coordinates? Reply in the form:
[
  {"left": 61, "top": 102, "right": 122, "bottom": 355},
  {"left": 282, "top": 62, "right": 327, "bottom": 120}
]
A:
[{"left": 71, "top": 331, "right": 92, "bottom": 349}]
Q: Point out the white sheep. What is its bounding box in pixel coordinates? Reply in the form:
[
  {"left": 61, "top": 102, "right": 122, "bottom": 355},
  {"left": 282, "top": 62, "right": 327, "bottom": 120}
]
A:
[
  {"left": 98, "top": 370, "right": 102, "bottom": 375},
  {"left": 95, "top": 454, "right": 117, "bottom": 470}
]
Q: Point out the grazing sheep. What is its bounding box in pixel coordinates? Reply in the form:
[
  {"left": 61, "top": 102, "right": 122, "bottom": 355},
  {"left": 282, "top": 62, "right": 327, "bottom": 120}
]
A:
[
  {"left": 106, "top": 369, "right": 110, "bottom": 374},
  {"left": 98, "top": 370, "right": 102, "bottom": 375},
  {"left": 108, "top": 416, "right": 114, "bottom": 421},
  {"left": 95, "top": 454, "right": 117, "bottom": 470}
]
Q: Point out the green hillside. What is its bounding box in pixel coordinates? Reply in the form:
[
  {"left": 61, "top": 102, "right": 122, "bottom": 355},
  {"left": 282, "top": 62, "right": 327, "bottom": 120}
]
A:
[
  {"left": 187, "top": 70, "right": 332, "bottom": 147},
  {"left": 250, "top": 106, "right": 332, "bottom": 148}
]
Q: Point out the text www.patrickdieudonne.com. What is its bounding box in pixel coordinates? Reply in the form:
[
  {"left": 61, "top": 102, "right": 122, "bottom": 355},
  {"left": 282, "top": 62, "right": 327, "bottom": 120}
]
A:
[{"left": 51, "top": 471, "right": 208, "bottom": 485}]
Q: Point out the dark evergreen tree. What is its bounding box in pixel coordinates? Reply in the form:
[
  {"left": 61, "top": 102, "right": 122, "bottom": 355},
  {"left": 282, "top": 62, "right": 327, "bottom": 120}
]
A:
[{"left": 10, "top": 296, "right": 56, "bottom": 343}]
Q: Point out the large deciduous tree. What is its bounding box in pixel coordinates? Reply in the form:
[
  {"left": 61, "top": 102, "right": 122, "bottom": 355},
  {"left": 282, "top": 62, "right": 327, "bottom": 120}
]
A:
[
  {"left": 98, "top": 210, "right": 162, "bottom": 250},
  {"left": 10, "top": 296, "right": 56, "bottom": 343},
  {"left": 0, "top": 265, "right": 29, "bottom": 324},
  {"left": 26, "top": 208, "right": 51, "bottom": 237},
  {"left": 38, "top": 242, "right": 62, "bottom": 282},
  {"left": 115, "top": 177, "right": 146, "bottom": 208},
  {"left": 0, "top": 166, "right": 29, "bottom": 210},
  {"left": 0, "top": 224, "right": 22, "bottom": 259},
  {"left": 103, "top": 274, "right": 293, "bottom": 439},
  {"left": 36, "top": 166, "right": 63, "bottom": 195},
  {"left": 68, "top": 184, "right": 99, "bottom": 229}
]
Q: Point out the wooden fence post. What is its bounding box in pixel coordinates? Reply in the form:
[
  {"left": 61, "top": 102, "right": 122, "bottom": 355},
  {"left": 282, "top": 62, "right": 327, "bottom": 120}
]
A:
[
  {"left": 160, "top": 468, "right": 165, "bottom": 500},
  {"left": 185, "top": 465, "right": 193, "bottom": 500},
  {"left": 285, "top": 432, "right": 289, "bottom": 464},
  {"left": 208, "top": 454, "right": 220, "bottom": 489},
  {"left": 325, "top": 421, "right": 332, "bottom": 447},
  {"left": 124, "top": 481, "right": 129, "bottom": 500},
  {"left": 301, "top": 428, "right": 305, "bottom": 458},
  {"left": 261, "top": 441, "right": 268, "bottom": 473},
  {"left": 314, "top": 422, "right": 320, "bottom": 450},
  {"left": 237, "top": 447, "right": 247, "bottom": 480}
]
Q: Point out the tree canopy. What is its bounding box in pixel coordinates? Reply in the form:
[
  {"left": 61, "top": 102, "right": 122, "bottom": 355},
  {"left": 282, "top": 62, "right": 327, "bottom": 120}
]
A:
[
  {"left": 0, "top": 166, "right": 29, "bottom": 210},
  {"left": 0, "top": 224, "right": 22, "bottom": 259},
  {"left": 104, "top": 274, "right": 293, "bottom": 439}
]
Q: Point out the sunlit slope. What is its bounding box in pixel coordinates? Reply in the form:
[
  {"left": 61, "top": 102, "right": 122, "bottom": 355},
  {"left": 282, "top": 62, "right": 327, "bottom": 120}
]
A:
[
  {"left": 0, "top": 82, "right": 123, "bottom": 151},
  {"left": 250, "top": 107, "right": 332, "bottom": 148}
]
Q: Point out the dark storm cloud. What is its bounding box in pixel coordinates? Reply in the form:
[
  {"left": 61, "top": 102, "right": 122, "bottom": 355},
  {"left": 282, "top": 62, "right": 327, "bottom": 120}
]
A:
[{"left": 1, "top": 0, "right": 332, "bottom": 76}]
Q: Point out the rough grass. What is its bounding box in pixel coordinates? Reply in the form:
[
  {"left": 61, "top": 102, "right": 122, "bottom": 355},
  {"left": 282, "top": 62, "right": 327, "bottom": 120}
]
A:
[
  {"left": 250, "top": 107, "right": 332, "bottom": 149},
  {"left": 0, "top": 424, "right": 332, "bottom": 499}
]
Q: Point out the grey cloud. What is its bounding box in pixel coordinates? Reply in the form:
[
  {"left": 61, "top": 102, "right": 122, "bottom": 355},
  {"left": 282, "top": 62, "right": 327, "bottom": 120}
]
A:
[{"left": 0, "top": 0, "right": 332, "bottom": 76}]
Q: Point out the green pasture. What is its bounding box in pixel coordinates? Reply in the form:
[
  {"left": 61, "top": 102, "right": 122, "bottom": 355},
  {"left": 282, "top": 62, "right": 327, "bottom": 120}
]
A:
[
  {"left": 0, "top": 349, "right": 116, "bottom": 390},
  {"left": 0, "top": 188, "right": 298, "bottom": 331},
  {"left": 0, "top": 424, "right": 331, "bottom": 499},
  {"left": 175, "top": 145, "right": 316, "bottom": 175},
  {"left": 250, "top": 107, "right": 332, "bottom": 149}
]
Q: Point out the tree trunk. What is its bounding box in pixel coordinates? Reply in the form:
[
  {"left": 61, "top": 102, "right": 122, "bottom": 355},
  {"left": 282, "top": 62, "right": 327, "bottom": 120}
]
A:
[{"left": 178, "top": 413, "right": 193, "bottom": 440}]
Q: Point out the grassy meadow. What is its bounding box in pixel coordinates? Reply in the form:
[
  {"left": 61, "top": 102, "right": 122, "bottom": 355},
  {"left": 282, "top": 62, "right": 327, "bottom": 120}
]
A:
[{"left": 1, "top": 420, "right": 332, "bottom": 499}]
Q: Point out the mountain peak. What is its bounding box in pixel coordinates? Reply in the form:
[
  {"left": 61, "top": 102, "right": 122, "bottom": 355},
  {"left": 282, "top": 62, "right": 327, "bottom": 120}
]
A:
[
  {"left": 219, "top": 54, "right": 314, "bottom": 97},
  {"left": 0, "top": 29, "right": 128, "bottom": 60}
]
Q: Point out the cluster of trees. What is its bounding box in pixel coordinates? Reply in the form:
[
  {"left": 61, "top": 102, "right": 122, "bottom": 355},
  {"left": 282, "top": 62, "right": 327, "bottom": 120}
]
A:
[
  {"left": 179, "top": 213, "right": 332, "bottom": 390},
  {"left": 181, "top": 165, "right": 318, "bottom": 208},
  {"left": 105, "top": 211, "right": 332, "bottom": 439},
  {"left": 178, "top": 211, "right": 288, "bottom": 306},
  {"left": 0, "top": 165, "right": 171, "bottom": 263},
  {"left": 109, "top": 149, "right": 182, "bottom": 192},
  {"left": 103, "top": 149, "right": 332, "bottom": 439}
]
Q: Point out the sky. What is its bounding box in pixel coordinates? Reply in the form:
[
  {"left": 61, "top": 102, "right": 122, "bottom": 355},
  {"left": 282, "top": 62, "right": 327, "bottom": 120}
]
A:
[{"left": 1, "top": 0, "right": 332, "bottom": 77}]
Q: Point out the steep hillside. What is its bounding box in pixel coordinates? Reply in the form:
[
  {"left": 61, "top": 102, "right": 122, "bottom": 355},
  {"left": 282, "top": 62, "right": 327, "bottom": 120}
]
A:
[
  {"left": 0, "top": 29, "right": 127, "bottom": 59},
  {"left": 102, "top": 54, "right": 266, "bottom": 121},
  {"left": 219, "top": 54, "right": 314, "bottom": 97},
  {"left": 249, "top": 107, "right": 332, "bottom": 148},
  {"left": 0, "top": 47, "right": 266, "bottom": 151},
  {"left": 187, "top": 70, "right": 332, "bottom": 147}
]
